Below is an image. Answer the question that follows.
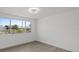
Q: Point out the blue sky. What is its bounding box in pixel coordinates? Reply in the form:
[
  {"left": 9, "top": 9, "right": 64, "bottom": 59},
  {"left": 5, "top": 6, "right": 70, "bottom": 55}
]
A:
[
  {"left": 0, "top": 18, "right": 10, "bottom": 26},
  {"left": 0, "top": 18, "right": 31, "bottom": 28}
]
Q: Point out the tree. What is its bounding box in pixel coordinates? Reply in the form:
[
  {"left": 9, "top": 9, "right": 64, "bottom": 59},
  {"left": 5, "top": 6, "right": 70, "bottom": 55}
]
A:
[
  {"left": 5, "top": 25, "right": 10, "bottom": 33},
  {"left": 12, "top": 25, "right": 18, "bottom": 30},
  {"left": 5, "top": 25, "right": 10, "bottom": 30},
  {"left": 11, "top": 25, "right": 19, "bottom": 33}
]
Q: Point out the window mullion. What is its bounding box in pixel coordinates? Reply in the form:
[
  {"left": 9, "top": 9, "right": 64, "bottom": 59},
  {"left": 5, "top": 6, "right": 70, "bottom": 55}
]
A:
[
  {"left": 25, "top": 21, "right": 26, "bottom": 32},
  {"left": 9, "top": 19, "right": 11, "bottom": 33}
]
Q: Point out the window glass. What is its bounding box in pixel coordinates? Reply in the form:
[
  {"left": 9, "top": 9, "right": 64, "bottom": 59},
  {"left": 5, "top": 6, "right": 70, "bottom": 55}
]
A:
[
  {"left": 10, "top": 19, "right": 22, "bottom": 33},
  {"left": 25, "top": 21, "right": 31, "bottom": 32},
  {"left": 0, "top": 18, "right": 10, "bottom": 34},
  {"left": 0, "top": 18, "right": 31, "bottom": 34}
]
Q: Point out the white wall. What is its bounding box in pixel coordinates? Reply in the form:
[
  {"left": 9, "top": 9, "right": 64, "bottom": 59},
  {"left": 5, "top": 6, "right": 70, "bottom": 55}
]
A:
[
  {"left": 37, "top": 9, "right": 79, "bottom": 52},
  {"left": 0, "top": 13, "right": 36, "bottom": 49}
]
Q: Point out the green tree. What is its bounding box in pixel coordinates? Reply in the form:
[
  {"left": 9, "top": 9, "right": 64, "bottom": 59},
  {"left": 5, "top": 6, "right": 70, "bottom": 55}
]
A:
[
  {"left": 5, "top": 25, "right": 10, "bottom": 33},
  {"left": 12, "top": 24, "right": 18, "bottom": 30},
  {"left": 11, "top": 24, "right": 19, "bottom": 33}
]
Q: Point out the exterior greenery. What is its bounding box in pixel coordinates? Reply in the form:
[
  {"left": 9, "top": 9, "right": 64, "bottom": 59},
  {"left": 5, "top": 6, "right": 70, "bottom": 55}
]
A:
[{"left": 0, "top": 18, "right": 31, "bottom": 34}]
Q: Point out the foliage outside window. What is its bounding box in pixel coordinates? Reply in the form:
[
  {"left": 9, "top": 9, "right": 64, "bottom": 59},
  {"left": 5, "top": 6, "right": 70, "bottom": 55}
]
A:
[{"left": 0, "top": 18, "right": 31, "bottom": 34}]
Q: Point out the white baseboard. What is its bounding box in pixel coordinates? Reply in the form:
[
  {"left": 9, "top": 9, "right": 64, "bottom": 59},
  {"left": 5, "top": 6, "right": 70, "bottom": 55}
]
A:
[{"left": 36, "top": 40, "right": 72, "bottom": 52}]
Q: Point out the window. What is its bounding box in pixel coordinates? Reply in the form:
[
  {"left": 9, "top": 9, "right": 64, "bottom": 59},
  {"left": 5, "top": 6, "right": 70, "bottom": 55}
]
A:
[
  {"left": 0, "top": 18, "right": 31, "bottom": 34},
  {"left": 25, "top": 21, "right": 31, "bottom": 32}
]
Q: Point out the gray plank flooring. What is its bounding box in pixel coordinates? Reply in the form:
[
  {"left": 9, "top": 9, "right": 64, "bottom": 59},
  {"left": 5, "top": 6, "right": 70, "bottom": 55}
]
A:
[{"left": 0, "top": 41, "right": 69, "bottom": 52}]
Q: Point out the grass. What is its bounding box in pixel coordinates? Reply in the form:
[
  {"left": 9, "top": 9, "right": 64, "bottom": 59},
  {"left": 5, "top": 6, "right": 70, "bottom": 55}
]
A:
[{"left": 0, "top": 28, "right": 31, "bottom": 34}]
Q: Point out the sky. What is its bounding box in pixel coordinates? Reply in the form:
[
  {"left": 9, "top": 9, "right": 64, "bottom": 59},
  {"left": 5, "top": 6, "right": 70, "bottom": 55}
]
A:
[
  {"left": 0, "top": 18, "right": 31, "bottom": 28},
  {"left": 0, "top": 18, "right": 9, "bottom": 26}
]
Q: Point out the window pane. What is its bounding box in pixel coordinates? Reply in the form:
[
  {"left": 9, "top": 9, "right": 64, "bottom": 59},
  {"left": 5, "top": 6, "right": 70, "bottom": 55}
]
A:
[
  {"left": 25, "top": 21, "right": 31, "bottom": 32},
  {"left": 11, "top": 19, "right": 22, "bottom": 28},
  {"left": 22, "top": 21, "right": 25, "bottom": 28},
  {"left": 11, "top": 19, "right": 25, "bottom": 33},
  {"left": 0, "top": 18, "right": 10, "bottom": 34},
  {"left": 0, "top": 18, "right": 31, "bottom": 34}
]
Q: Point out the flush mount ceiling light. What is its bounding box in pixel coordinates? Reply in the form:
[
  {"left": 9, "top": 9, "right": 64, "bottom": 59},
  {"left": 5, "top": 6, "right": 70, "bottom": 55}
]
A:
[{"left": 28, "top": 7, "right": 40, "bottom": 14}]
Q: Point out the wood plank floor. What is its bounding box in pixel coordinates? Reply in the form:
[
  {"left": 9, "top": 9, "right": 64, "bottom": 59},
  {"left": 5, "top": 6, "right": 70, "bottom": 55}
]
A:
[{"left": 0, "top": 41, "right": 69, "bottom": 52}]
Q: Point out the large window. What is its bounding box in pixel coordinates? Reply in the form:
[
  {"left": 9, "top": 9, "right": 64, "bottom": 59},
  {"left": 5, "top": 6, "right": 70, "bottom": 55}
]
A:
[{"left": 0, "top": 18, "right": 31, "bottom": 34}]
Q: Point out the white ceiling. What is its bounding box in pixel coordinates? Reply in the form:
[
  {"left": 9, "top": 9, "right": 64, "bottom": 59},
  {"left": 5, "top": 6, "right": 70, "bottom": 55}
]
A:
[{"left": 0, "top": 7, "right": 78, "bottom": 19}]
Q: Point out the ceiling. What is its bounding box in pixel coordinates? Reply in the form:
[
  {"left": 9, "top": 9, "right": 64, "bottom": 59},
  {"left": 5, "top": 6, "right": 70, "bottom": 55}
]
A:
[{"left": 0, "top": 7, "right": 78, "bottom": 19}]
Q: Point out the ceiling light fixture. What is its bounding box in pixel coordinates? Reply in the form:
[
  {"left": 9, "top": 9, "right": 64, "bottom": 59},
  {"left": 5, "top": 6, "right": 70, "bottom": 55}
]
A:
[{"left": 28, "top": 7, "right": 40, "bottom": 14}]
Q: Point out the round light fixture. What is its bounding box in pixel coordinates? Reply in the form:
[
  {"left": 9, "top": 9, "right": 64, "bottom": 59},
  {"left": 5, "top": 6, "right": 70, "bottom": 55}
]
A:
[{"left": 28, "top": 7, "right": 40, "bottom": 14}]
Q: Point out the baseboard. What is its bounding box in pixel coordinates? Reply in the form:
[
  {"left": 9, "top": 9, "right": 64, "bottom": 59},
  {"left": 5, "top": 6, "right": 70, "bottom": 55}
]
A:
[{"left": 36, "top": 40, "right": 72, "bottom": 52}]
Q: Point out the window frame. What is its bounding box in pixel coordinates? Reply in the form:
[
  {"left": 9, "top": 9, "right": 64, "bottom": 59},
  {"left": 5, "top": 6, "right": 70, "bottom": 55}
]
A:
[{"left": 0, "top": 17, "right": 31, "bottom": 34}]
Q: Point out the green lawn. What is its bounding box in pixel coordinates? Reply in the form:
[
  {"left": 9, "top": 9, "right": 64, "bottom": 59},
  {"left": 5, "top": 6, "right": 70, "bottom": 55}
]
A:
[{"left": 0, "top": 28, "right": 31, "bottom": 34}]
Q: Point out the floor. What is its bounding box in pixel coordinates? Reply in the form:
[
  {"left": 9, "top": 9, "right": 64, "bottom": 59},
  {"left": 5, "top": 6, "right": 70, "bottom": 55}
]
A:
[{"left": 0, "top": 41, "right": 69, "bottom": 52}]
